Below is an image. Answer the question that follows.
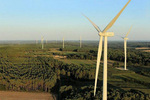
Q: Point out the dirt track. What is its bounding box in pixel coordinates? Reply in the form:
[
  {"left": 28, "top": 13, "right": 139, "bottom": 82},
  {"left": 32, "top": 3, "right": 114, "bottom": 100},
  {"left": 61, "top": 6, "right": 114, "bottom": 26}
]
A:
[{"left": 0, "top": 91, "right": 55, "bottom": 100}]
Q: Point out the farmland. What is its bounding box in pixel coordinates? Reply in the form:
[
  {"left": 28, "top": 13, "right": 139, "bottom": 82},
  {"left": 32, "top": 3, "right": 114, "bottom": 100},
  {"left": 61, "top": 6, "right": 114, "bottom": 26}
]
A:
[
  {"left": 0, "top": 41, "right": 150, "bottom": 100},
  {"left": 0, "top": 91, "right": 54, "bottom": 100}
]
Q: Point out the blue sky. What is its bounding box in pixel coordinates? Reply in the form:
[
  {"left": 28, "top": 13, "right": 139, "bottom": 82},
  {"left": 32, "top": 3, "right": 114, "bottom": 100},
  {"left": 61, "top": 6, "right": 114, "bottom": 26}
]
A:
[{"left": 0, "top": 0, "right": 149, "bottom": 41}]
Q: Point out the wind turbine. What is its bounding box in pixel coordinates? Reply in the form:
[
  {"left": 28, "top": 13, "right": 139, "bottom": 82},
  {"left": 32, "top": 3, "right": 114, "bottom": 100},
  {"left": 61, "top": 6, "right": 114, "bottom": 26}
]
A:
[
  {"left": 80, "top": 36, "right": 82, "bottom": 48},
  {"left": 63, "top": 37, "right": 64, "bottom": 48},
  {"left": 83, "top": 0, "right": 131, "bottom": 99},
  {"left": 123, "top": 26, "right": 132, "bottom": 70},
  {"left": 41, "top": 36, "right": 44, "bottom": 49}
]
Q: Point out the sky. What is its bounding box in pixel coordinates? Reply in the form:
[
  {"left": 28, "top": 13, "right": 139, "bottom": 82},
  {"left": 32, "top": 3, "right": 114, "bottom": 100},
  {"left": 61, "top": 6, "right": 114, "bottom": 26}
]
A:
[{"left": 0, "top": 0, "right": 149, "bottom": 41}]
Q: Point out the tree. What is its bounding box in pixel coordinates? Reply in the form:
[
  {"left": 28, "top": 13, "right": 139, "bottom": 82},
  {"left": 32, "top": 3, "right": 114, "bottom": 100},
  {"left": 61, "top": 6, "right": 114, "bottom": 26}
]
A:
[{"left": 61, "top": 69, "right": 66, "bottom": 75}]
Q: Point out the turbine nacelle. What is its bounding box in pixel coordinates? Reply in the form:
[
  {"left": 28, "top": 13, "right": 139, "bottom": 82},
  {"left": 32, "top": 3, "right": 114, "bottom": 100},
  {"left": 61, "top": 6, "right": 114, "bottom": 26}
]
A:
[{"left": 99, "top": 32, "right": 114, "bottom": 37}]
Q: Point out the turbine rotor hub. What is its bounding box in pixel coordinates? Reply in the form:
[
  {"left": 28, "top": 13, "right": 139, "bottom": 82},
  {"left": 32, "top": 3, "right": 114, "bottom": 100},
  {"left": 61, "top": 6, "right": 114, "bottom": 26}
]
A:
[
  {"left": 124, "top": 38, "right": 128, "bottom": 40},
  {"left": 99, "top": 32, "right": 114, "bottom": 37}
]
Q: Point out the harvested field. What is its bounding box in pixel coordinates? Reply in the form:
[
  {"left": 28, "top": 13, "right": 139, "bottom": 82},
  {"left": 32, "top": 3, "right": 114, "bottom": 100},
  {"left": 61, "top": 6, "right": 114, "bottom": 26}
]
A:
[
  {"left": 135, "top": 47, "right": 150, "bottom": 52},
  {"left": 0, "top": 91, "right": 55, "bottom": 100},
  {"left": 135, "top": 47, "right": 150, "bottom": 50},
  {"left": 143, "top": 50, "right": 150, "bottom": 52}
]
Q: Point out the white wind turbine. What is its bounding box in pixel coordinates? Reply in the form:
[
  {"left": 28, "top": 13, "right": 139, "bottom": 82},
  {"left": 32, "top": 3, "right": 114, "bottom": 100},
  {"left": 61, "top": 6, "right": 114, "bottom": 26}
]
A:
[
  {"left": 122, "top": 26, "right": 132, "bottom": 70},
  {"left": 63, "top": 37, "right": 64, "bottom": 48},
  {"left": 41, "top": 36, "right": 44, "bottom": 49},
  {"left": 83, "top": 0, "right": 131, "bottom": 99},
  {"left": 80, "top": 36, "right": 82, "bottom": 48}
]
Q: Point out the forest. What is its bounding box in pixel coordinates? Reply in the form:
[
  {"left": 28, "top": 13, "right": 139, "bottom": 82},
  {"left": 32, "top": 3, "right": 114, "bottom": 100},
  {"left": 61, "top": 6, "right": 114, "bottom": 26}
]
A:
[{"left": 0, "top": 41, "right": 150, "bottom": 99}]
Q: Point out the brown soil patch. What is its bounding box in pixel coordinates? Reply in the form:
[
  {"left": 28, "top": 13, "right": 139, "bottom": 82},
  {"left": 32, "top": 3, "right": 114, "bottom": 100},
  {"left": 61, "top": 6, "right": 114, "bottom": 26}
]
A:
[
  {"left": 135, "top": 47, "right": 150, "bottom": 50},
  {"left": 33, "top": 55, "right": 52, "bottom": 57},
  {"left": 53, "top": 55, "right": 67, "bottom": 59},
  {"left": 116, "top": 67, "right": 128, "bottom": 70},
  {"left": 143, "top": 50, "right": 150, "bottom": 52},
  {"left": 0, "top": 91, "right": 55, "bottom": 100}
]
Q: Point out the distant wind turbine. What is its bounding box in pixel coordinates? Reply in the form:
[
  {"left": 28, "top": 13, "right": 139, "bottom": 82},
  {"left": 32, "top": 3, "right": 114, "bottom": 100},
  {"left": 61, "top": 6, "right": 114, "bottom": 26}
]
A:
[
  {"left": 80, "top": 36, "right": 82, "bottom": 48},
  {"left": 41, "top": 36, "right": 44, "bottom": 49},
  {"left": 63, "top": 37, "right": 64, "bottom": 48},
  {"left": 83, "top": 0, "right": 131, "bottom": 99},
  {"left": 123, "top": 26, "right": 132, "bottom": 70}
]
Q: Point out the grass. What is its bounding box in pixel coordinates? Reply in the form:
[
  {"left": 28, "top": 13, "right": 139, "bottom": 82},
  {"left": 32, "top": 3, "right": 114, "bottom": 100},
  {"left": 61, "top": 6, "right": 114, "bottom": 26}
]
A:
[
  {"left": 124, "top": 73, "right": 150, "bottom": 83},
  {"left": 58, "top": 59, "right": 96, "bottom": 67}
]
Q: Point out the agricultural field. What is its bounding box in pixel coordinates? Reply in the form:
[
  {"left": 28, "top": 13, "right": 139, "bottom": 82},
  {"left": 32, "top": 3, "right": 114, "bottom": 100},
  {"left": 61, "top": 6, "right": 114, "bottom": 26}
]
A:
[
  {"left": 0, "top": 91, "right": 54, "bottom": 100},
  {"left": 0, "top": 41, "right": 150, "bottom": 100},
  {"left": 135, "top": 47, "right": 150, "bottom": 52}
]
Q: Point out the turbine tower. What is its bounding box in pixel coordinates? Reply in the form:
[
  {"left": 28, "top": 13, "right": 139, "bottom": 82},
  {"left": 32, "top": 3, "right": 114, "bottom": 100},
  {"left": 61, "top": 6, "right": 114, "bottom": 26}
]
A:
[
  {"left": 41, "top": 36, "right": 44, "bottom": 49},
  {"left": 63, "top": 37, "right": 64, "bottom": 48},
  {"left": 83, "top": 0, "right": 131, "bottom": 99},
  {"left": 80, "top": 36, "right": 82, "bottom": 48},
  {"left": 123, "top": 26, "right": 132, "bottom": 70}
]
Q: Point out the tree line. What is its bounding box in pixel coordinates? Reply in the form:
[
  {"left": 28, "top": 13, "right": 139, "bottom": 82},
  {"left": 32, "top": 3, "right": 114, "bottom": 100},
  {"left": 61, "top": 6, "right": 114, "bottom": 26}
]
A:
[{"left": 58, "top": 48, "right": 150, "bottom": 66}]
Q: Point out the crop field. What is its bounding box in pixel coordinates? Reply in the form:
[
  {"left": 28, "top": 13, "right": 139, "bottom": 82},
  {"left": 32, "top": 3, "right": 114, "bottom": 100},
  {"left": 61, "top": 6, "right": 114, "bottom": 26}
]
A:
[
  {"left": 0, "top": 91, "right": 54, "bottom": 100},
  {"left": 135, "top": 47, "right": 150, "bottom": 52},
  {"left": 135, "top": 47, "right": 150, "bottom": 50},
  {"left": 0, "top": 41, "right": 150, "bottom": 99}
]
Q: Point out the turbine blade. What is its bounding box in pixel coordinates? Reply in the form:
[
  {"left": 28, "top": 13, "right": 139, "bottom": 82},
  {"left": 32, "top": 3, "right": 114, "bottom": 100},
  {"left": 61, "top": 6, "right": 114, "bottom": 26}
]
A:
[
  {"left": 94, "top": 36, "right": 103, "bottom": 96},
  {"left": 103, "top": 0, "right": 131, "bottom": 33},
  {"left": 116, "top": 35, "right": 124, "bottom": 39},
  {"left": 125, "top": 26, "right": 132, "bottom": 38},
  {"left": 83, "top": 14, "right": 101, "bottom": 32}
]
